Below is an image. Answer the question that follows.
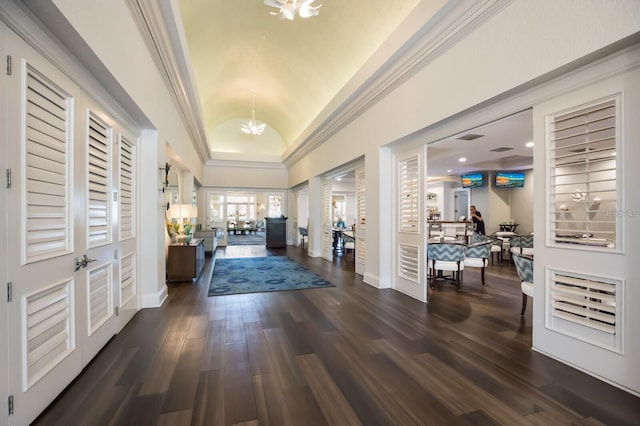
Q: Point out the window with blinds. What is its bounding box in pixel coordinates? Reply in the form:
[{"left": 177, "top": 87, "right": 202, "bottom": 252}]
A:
[
  {"left": 119, "top": 136, "right": 135, "bottom": 240},
  {"left": 24, "top": 67, "right": 72, "bottom": 263},
  {"left": 548, "top": 96, "right": 619, "bottom": 249},
  {"left": 398, "top": 155, "right": 420, "bottom": 233},
  {"left": 87, "top": 112, "right": 111, "bottom": 248}
]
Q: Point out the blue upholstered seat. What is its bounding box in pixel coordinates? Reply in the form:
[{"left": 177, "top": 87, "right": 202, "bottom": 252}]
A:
[
  {"left": 512, "top": 252, "right": 534, "bottom": 315},
  {"left": 427, "top": 243, "right": 467, "bottom": 291}
]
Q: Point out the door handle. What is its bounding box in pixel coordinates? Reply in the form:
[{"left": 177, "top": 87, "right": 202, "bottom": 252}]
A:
[{"left": 74, "top": 254, "right": 97, "bottom": 271}]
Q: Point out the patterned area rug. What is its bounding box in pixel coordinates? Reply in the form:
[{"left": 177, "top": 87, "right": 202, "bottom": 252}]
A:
[
  {"left": 209, "top": 256, "right": 334, "bottom": 296},
  {"left": 226, "top": 232, "right": 266, "bottom": 246}
]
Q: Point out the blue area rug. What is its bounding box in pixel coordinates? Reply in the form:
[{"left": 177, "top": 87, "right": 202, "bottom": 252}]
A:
[{"left": 209, "top": 256, "right": 335, "bottom": 296}]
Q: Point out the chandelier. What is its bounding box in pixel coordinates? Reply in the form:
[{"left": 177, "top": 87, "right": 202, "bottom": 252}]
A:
[
  {"left": 240, "top": 92, "right": 266, "bottom": 136},
  {"left": 264, "top": 0, "right": 322, "bottom": 20}
]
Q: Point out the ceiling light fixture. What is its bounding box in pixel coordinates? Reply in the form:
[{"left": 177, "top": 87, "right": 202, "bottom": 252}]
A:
[
  {"left": 526, "top": 141, "right": 534, "bottom": 147},
  {"left": 264, "top": 0, "right": 322, "bottom": 20},
  {"left": 240, "top": 91, "right": 265, "bottom": 136}
]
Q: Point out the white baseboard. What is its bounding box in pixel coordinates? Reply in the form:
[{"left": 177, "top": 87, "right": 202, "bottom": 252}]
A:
[{"left": 141, "top": 284, "right": 168, "bottom": 308}]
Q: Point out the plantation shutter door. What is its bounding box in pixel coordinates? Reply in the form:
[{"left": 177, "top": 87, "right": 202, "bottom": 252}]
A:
[
  {"left": 355, "top": 167, "right": 366, "bottom": 275},
  {"left": 322, "top": 181, "right": 333, "bottom": 261},
  {"left": 87, "top": 113, "right": 111, "bottom": 248},
  {"left": 24, "top": 67, "right": 72, "bottom": 263},
  {"left": 395, "top": 150, "right": 426, "bottom": 302}
]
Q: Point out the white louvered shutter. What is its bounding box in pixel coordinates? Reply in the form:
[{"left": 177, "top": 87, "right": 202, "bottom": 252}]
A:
[
  {"left": 120, "top": 253, "right": 136, "bottom": 306},
  {"left": 88, "top": 264, "right": 112, "bottom": 335},
  {"left": 322, "top": 182, "right": 332, "bottom": 256},
  {"left": 548, "top": 269, "right": 621, "bottom": 352},
  {"left": 356, "top": 169, "right": 366, "bottom": 267},
  {"left": 549, "top": 96, "right": 619, "bottom": 249},
  {"left": 119, "top": 136, "right": 135, "bottom": 240},
  {"left": 399, "top": 155, "right": 420, "bottom": 233},
  {"left": 398, "top": 244, "right": 419, "bottom": 282},
  {"left": 24, "top": 68, "right": 72, "bottom": 263},
  {"left": 25, "top": 281, "right": 74, "bottom": 389},
  {"left": 87, "top": 113, "right": 111, "bottom": 247}
]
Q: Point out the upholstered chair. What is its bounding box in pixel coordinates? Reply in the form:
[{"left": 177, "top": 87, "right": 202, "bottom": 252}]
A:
[
  {"left": 512, "top": 253, "right": 534, "bottom": 315},
  {"left": 427, "top": 243, "right": 467, "bottom": 291},
  {"left": 463, "top": 241, "right": 492, "bottom": 285},
  {"left": 510, "top": 234, "right": 534, "bottom": 258}
]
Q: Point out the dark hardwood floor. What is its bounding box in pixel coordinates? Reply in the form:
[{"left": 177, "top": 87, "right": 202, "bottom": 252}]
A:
[{"left": 33, "top": 245, "right": 640, "bottom": 425}]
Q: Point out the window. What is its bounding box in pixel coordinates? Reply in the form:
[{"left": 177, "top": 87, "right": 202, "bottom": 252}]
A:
[
  {"left": 227, "top": 194, "right": 256, "bottom": 221},
  {"left": 208, "top": 193, "right": 225, "bottom": 224},
  {"left": 548, "top": 96, "right": 619, "bottom": 249}
]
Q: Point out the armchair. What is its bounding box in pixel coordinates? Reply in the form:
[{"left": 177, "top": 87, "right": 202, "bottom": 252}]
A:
[
  {"left": 463, "top": 241, "right": 491, "bottom": 285},
  {"left": 512, "top": 253, "right": 534, "bottom": 315},
  {"left": 510, "top": 234, "right": 534, "bottom": 258},
  {"left": 427, "top": 243, "right": 467, "bottom": 291}
]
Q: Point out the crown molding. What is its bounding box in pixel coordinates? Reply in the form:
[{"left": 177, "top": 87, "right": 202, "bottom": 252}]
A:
[
  {"left": 125, "top": 0, "right": 211, "bottom": 164},
  {"left": 205, "top": 159, "right": 287, "bottom": 170},
  {"left": 282, "top": 0, "right": 511, "bottom": 167}
]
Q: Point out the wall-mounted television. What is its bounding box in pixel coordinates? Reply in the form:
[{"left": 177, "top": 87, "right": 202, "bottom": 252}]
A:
[
  {"left": 461, "top": 172, "right": 483, "bottom": 188},
  {"left": 495, "top": 171, "right": 525, "bottom": 188}
]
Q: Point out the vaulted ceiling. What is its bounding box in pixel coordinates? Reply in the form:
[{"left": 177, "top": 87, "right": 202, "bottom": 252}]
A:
[{"left": 176, "top": 0, "right": 424, "bottom": 162}]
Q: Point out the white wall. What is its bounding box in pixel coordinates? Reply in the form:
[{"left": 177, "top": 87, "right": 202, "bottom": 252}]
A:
[
  {"left": 508, "top": 169, "right": 534, "bottom": 234},
  {"left": 202, "top": 162, "right": 288, "bottom": 189}
]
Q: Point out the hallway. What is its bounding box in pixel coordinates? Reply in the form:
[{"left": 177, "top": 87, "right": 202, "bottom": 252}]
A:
[{"left": 33, "top": 246, "right": 640, "bottom": 425}]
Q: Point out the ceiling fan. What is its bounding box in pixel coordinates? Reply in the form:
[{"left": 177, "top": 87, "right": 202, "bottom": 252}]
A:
[{"left": 264, "top": 0, "right": 322, "bottom": 20}]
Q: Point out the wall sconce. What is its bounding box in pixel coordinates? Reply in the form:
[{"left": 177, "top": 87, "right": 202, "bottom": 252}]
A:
[{"left": 160, "top": 162, "right": 171, "bottom": 187}]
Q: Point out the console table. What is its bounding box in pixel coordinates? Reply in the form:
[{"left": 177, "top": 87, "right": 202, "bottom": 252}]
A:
[{"left": 167, "top": 238, "right": 205, "bottom": 282}]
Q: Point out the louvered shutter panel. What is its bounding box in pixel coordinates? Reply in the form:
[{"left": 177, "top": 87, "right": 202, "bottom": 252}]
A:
[
  {"left": 120, "top": 253, "right": 136, "bottom": 306},
  {"left": 549, "top": 96, "right": 619, "bottom": 249},
  {"left": 356, "top": 169, "right": 366, "bottom": 265},
  {"left": 88, "top": 264, "right": 112, "bottom": 335},
  {"left": 398, "top": 244, "right": 419, "bottom": 282},
  {"left": 119, "top": 136, "right": 135, "bottom": 240},
  {"left": 322, "top": 182, "right": 332, "bottom": 250},
  {"left": 24, "top": 68, "right": 72, "bottom": 263},
  {"left": 399, "top": 156, "right": 420, "bottom": 233},
  {"left": 87, "top": 113, "right": 111, "bottom": 247},
  {"left": 548, "top": 269, "right": 621, "bottom": 352},
  {"left": 25, "top": 281, "right": 74, "bottom": 389}
]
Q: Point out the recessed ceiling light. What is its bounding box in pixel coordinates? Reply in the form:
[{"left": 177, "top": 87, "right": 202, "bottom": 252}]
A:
[
  {"left": 336, "top": 177, "right": 342, "bottom": 181},
  {"left": 447, "top": 169, "right": 452, "bottom": 173},
  {"left": 612, "top": 151, "right": 616, "bottom": 156},
  {"left": 526, "top": 141, "right": 534, "bottom": 148},
  {"left": 459, "top": 157, "right": 467, "bottom": 162}
]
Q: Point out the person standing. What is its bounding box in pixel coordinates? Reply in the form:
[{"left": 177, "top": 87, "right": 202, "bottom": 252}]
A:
[{"left": 470, "top": 205, "right": 485, "bottom": 235}]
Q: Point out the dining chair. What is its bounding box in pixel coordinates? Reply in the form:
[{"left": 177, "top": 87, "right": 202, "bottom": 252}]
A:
[
  {"left": 427, "top": 243, "right": 467, "bottom": 291},
  {"left": 472, "top": 232, "right": 503, "bottom": 264},
  {"left": 463, "top": 241, "right": 492, "bottom": 285},
  {"left": 510, "top": 234, "right": 534, "bottom": 259},
  {"left": 512, "top": 253, "right": 534, "bottom": 315}
]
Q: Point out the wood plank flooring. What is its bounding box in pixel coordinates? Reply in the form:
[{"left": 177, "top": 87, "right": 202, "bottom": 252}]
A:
[{"left": 33, "top": 245, "right": 640, "bottom": 425}]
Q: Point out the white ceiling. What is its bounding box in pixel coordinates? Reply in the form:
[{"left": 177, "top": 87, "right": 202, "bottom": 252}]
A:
[
  {"left": 176, "top": 0, "right": 424, "bottom": 160},
  {"left": 427, "top": 109, "right": 534, "bottom": 180}
]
